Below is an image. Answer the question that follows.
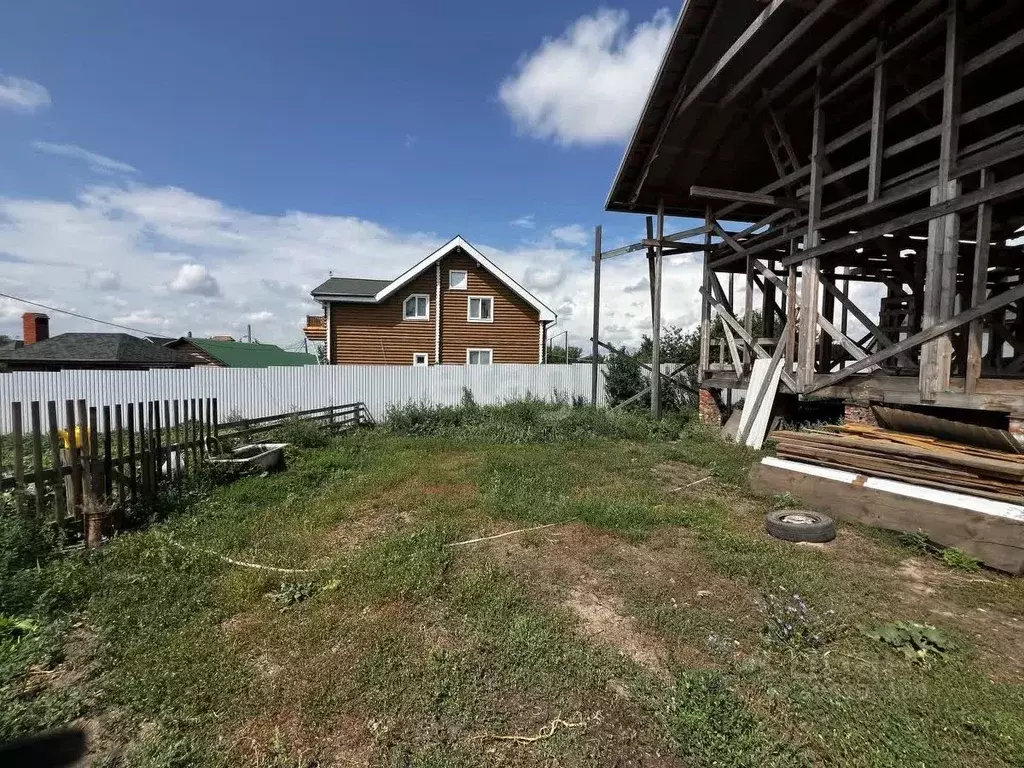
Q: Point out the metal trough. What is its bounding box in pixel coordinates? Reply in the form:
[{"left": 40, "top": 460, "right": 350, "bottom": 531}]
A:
[{"left": 207, "top": 442, "right": 288, "bottom": 472}]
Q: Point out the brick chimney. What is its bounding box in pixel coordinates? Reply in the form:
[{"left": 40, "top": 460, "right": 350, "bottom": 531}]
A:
[{"left": 22, "top": 312, "right": 50, "bottom": 345}]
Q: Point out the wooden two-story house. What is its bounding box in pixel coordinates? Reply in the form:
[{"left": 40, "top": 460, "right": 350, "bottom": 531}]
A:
[{"left": 305, "top": 236, "right": 556, "bottom": 365}]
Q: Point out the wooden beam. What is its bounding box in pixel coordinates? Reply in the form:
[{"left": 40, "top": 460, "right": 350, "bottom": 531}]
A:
[
  {"left": 591, "top": 225, "right": 602, "bottom": 406},
  {"left": 699, "top": 207, "right": 713, "bottom": 377},
  {"left": 690, "top": 185, "right": 807, "bottom": 210},
  {"left": 799, "top": 74, "right": 825, "bottom": 391},
  {"left": 806, "top": 280, "right": 1024, "bottom": 394},
  {"left": 966, "top": 170, "right": 994, "bottom": 394},
  {"left": 780, "top": 170, "right": 1024, "bottom": 268},
  {"left": 720, "top": 317, "right": 744, "bottom": 378},
  {"left": 651, "top": 200, "right": 664, "bottom": 419},
  {"left": 599, "top": 223, "right": 712, "bottom": 260},
  {"left": 818, "top": 313, "right": 868, "bottom": 362},
  {"left": 867, "top": 37, "right": 887, "bottom": 202}
]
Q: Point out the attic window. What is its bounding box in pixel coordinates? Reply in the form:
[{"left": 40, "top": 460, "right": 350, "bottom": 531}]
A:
[
  {"left": 403, "top": 294, "right": 429, "bottom": 320},
  {"left": 449, "top": 270, "right": 468, "bottom": 290},
  {"left": 468, "top": 296, "right": 493, "bottom": 322}
]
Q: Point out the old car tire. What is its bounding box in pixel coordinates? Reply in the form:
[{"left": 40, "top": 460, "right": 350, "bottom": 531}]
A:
[{"left": 765, "top": 509, "right": 836, "bottom": 543}]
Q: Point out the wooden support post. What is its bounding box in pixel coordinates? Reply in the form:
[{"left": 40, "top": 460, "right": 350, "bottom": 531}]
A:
[
  {"left": 46, "top": 402, "right": 65, "bottom": 522},
  {"left": 591, "top": 224, "right": 602, "bottom": 406},
  {"left": 173, "top": 400, "right": 182, "bottom": 477},
  {"left": 839, "top": 267, "right": 849, "bottom": 335},
  {"left": 153, "top": 401, "right": 162, "bottom": 485},
  {"left": 11, "top": 403, "right": 25, "bottom": 514},
  {"left": 967, "top": 169, "right": 994, "bottom": 393},
  {"left": 651, "top": 200, "right": 664, "bottom": 419},
  {"left": 786, "top": 261, "right": 797, "bottom": 376},
  {"left": 799, "top": 74, "right": 825, "bottom": 391},
  {"left": 212, "top": 398, "right": 219, "bottom": 440},
  {"left": 867, "top": 37, "right": 887, "bottom": 202},
  {"left": 29, "top": 402, "right": 44, "bottom": 519},
  {"left": 921, "top": 0, "right": 963, "bottom": 402},
  {"left": 85, "top": 406, "right": 103, "bottom": 548},
  {"left": 820, "top": 267, "right": 836, "bottom": 370},
  {"left": 699, "top": 206, "right": 713, "bottom": 378},
  {"left": 190, "top": 399, "right": 198, "bottom": 467}
]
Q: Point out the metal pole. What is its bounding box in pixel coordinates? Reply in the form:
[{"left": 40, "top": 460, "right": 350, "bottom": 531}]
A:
[{"left": 591, "top": 225, "right": 602, "bottom": 403}]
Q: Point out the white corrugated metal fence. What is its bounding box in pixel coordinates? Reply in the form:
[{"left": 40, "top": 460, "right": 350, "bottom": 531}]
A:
[{"left": 0, "top": 364, "right": 607, "bottom": 431}]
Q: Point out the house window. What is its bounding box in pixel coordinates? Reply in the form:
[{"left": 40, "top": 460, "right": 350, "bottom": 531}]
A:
[
  {"left": 449, "top": 270, "right": 468, "bottom": 290},
  {"left": 468, "top": 296, "right": 493, "bottom": 322},
  {"left": 403, "top": 294, "right": 429, "bottom": 320},
  {"left": 413, "top": 353, "right": 428, "bottom": 366},
  {"left": 467, "top": 348, "right": 492, "bottom": 365}
]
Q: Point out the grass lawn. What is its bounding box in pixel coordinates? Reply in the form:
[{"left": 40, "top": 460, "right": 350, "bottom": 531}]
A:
[{"left": 3, "top": 412, "right": 1024, "bottom": 766}]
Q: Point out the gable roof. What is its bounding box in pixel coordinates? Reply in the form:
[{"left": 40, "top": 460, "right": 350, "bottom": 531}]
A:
[
  {"left": 0, "top": 333, "right": 196, "bottom": 367},
  {"left": 311, "top": 236, "right": 556, "bottom": 322},
  {"left": 310, "top": 277, "right": 391, "bottom": 298},
  {"left": 176, "top": 338, "right": 317, "bottom": 368}
]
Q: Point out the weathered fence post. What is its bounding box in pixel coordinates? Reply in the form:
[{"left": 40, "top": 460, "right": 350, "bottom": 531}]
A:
[
  {"left": 30, "top": 402, "right": 44, "bottom": 519},
  {"left": 46, "top": 401, "right": 66, "bottom": 522},
  {"left": 11, "top": 402, "right": 26, "bottom": 514}
]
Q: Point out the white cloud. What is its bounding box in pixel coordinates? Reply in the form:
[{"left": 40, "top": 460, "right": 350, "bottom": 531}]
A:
[
  {"left": 86, "top": 269, "right": 121, "bottom": 290},
  {"left": 31, "top": 141, "right": 138, "bottom": 174},
  {"left": 551, "top": 224, "right": 589, "bottom": 246},
  {"left": 169, "top": 264, "right": 221, "bottom": 296},
  {"left": 498, "top": 9, "right": 674, "bottom": 145},
  {"left": 511, "top": 215, "right": 536, "bottom": 229},
  {"left": 404, "top": 134, "right": 417, "bottom": 149},
  {"left": 0, "top": 75, "right": 51, "bottom": 112},
  {"left": 0, "top": 178, "right": 724, "bottom": 350}
]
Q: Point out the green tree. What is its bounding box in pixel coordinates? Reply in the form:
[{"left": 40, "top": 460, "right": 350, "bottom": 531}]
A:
[{"left": 545, "top": 344, "right": 584, "bottom": 364}]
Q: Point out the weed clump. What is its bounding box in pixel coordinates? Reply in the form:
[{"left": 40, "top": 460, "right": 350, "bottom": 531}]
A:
[
  {"left": 758, "top": 588, "right": 844, "bottom": 650},
  {"left": 385, "top": 397, "right": 693, "bottom": 444}
]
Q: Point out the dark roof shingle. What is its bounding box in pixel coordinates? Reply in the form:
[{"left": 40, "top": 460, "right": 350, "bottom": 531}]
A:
[
  {"left": 310, "top": 277, "right": 391, "bottom": 298},
  {"left": 0, "top": 333, "right": 196, "bottom": 366}
]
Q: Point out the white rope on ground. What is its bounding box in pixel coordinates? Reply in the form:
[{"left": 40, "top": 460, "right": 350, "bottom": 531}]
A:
[
  {"left": 668, "top": 476, "right": 712, "bottom": 492},
  {"left": 164, "top": 537, "right": 314, "bottom": 574},
  {"left": 489, "top": 714, "right": 588, "bottom": 744},
  {"left": 447, "top": 520, "right": 575, "bottom": 547}
]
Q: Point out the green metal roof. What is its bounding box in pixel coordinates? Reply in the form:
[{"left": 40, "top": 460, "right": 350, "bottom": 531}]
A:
[{"left": 184, "top": 338, "right": 317, "bottom": 368}]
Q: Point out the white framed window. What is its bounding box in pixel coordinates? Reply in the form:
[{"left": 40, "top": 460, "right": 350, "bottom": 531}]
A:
[
  {"left": 468, "top": 296, "right": 493, "bottom": 322},
  {"left": 413, "top": 353, "right": 429, "bottom": 366},
  {"left": 467, "top": 348, "right": 492, "bottom": 365},
  {"left": 449, "top": 269, "right": 468, "bottom": 290},
  {"left": 403, "top": 294, "right": 429, "bottom": 320}
]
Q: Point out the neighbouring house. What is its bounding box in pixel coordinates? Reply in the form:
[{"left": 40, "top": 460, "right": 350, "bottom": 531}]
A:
[
  {"left": 0, "top": 313, "right": 196, "bottom": 372},
  {"left": 306, "top": 235, "right": 556, "bottom": 365},
  {"left": 165, "top": 336, "right": 317, "bottom": 368}
]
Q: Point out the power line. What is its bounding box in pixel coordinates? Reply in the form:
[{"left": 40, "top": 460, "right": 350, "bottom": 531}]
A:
[{"left": 0, "top": 291, "right": 165, "bottom": 336}]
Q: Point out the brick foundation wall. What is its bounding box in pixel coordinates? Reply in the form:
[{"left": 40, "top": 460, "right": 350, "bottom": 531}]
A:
[
  {"left": 699, "top": 388, "right": 724, "bottom": 427},
  {"left": 843, "top": 403, "right": 876, "bottom": 426}
]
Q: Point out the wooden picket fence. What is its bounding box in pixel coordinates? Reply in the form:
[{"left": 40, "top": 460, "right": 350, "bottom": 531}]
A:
[
  {"left": 0, "top": 397, "right": 220, "bottom": 542},
  {"left": 0, "top": 398, "right": 372, "bottom": 546}
]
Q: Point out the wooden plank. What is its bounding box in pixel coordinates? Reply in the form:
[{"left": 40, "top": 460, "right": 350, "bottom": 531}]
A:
[
  {"left": 173, "top": 400, "right": 182, "bottom": 477},
  {"left": 591, "top": 224, "right": 602, "bottom": 406},
  {"left": 137, "top": 402, "right": 148, "bottom": 497},
  {"left": 153, "top": 401, "right": 162, "bottom": 485},
  {"left": 102, "top": 406, "right": 112, "bottom": 501},
  {"left": 126, "top": 404, "right": 137, "bottom": 507},
  {"left": 750, "top": 460, "right": 1024, "bottom": 575},
  {"left": 689, "top": 185, "right": 807, "bottom": 210},
  {"left": 190, "top": 398, "right": 198, "bottom": 468},
  {"left": 808, "top": 280, "right": 1024, "bottom": 394},
  {"left": 11, "top": 403, "right": 26, "bottom": 514},
  {"left": 164, "top": 399, "right": 172, "bottom": 471},
  {"left": 737, "top": 330, "right": 787, "bottom": 448},
  {"left": 29, "top": 402, "right": 44, "bottom": 518},
  {"left": 212, "top": 398, "right": 219, "bottom": 440},
  {"left": 46, "top": 401, "right": 65, "bottom": 522},
  {"left": 720, "top": 320, "right": 744, "bottom": 378},
  {"left": 199, "top": 398, "right": 207, "bottom": 459},
  {"left": 114, "top": 405, "right": 125, "bottom": 506},
  {"left": 967, "top": 169, "right": 994, "bottom": 393},
  {"left": 66, "top": 400, "right": 82, "bottom": 516},
  {"left": 77, "top": 400, "right": 89, "bottom": 459}
]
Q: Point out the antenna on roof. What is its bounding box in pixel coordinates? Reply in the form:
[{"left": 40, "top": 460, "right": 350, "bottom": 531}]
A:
[{"left": 329, "top": 270, "right": 333, "bottom": 277}]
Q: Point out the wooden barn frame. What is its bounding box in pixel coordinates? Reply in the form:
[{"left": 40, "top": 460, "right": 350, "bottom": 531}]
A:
[{"left": 594, "top": 0, "right": 1024, "bottom": 429}]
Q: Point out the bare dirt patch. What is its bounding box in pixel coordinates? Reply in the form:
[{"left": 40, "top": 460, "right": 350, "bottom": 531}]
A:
[
  {"left": 479, "top": 522, "right": 755, "bottom": 673},
  {"left": 895, "top": 557, "right": 1024, "bottom": 683}
]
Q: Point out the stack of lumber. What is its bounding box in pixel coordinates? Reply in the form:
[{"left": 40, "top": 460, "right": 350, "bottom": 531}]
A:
[{"left": 770, "top": 424, "right": 1024, "bottom": 503}]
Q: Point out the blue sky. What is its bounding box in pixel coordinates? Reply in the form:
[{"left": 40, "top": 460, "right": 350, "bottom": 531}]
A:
[{"left": 0, "top": 2, "right": 707, "bottom": 348}]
